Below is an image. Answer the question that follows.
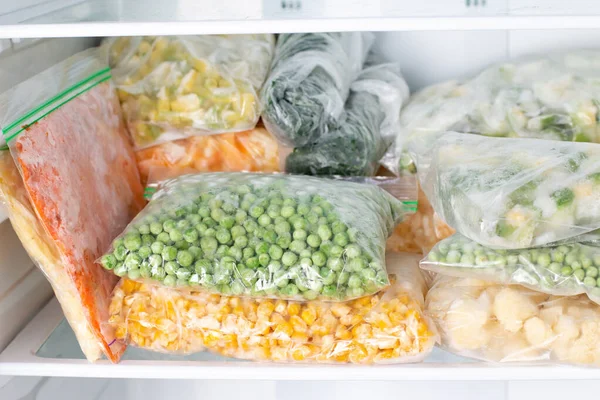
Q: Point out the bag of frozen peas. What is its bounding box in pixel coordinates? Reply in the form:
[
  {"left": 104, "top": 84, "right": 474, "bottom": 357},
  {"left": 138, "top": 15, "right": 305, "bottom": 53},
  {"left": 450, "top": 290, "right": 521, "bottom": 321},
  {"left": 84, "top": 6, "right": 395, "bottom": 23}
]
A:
[
  {"left": 426, "top": 275, "right": 600, "bottom": 366},
  {"left": 99, "top": 172, "right": 416, "bottom": 301},
  {"left": 107, "top": 35, "right": 275, "bottom": 149},
  {"left": 108, "top": 252, "right": 437, "bottom": 363}
]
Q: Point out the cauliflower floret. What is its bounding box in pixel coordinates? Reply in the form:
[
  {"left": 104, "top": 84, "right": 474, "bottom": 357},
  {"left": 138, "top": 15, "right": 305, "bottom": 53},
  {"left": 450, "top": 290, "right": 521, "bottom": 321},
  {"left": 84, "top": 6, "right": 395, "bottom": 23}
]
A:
[
  {"left": 523, "top": 317, "right": 554, "bottom": 347},
  {"left": 539, "top": 305, "right": 564, "bottom": 327},
  {"left": 445, "top": 294, "right": 491, "bottom": 350},
  {"left": 501, "top": 335, "right": 541, "bottom": 362},
  {"left": 493, "top": 288, "right": 538, "bottom": 332}
]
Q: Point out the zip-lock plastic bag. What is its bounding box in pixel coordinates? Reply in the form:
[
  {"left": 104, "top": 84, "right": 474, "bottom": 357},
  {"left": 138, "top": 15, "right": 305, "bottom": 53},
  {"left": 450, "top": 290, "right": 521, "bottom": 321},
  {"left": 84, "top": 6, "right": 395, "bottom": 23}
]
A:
[
  {"left": 422, "top": 233, "right": 600, "bottom": 304},
  {"left": 108, "top": 252, "right": 437, "bottom": 363},
  {"left": 134, "top": 125, "right": 282, "bottom": 185},
  {"left": 427, "top": 274, "right": 600, "bottom": 366},
  {"left": 0, "top": 48, "right": 145, "bottom": 363},
  {"left": 416, "top": 132, "right": 600, "bottom": 249},
  {"left": 261, "top": 32, "right": 374, "bottom": 147},
  {"left": 285, "top": 62, "right": 409, "bottom": 177},
  {"left": 99, "top": 172, "right": 417, "bottom": 301},
  {"left": 381, "top": 51, "right": 600, "bottom": 176},
  {"left": 107, "top": 35, "right": 275, "bottom": 149}
]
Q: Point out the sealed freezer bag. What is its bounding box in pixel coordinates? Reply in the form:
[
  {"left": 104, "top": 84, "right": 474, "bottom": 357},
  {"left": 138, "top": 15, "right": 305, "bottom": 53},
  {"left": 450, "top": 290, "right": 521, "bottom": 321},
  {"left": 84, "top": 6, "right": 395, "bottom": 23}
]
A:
[
  {"left": 387, "top": 184, "right": 455, "bottom": 254},
  {"left": 99, "top": 172, "right": 416, "bottom": 301},
  {"left": 107, "top": 35, "right": 275, "bottom": 149},
  {"left": 261, "top": 32, "right": 374, "bottom": 147},
  {"left": 381, "top": 51, "right": 600, "bottom": 176},
  {"left": 108, "top": 252, "right": 437, "bottom": 363},
  {"left": 135, "top": 125, "right": 281, "bottom": 185},
  {"left": 418, "top": 132, "right": 600, "bottom": 249},
  {"left": 0, "top": 48, "right": 145, "bottom": 362},
  {"left": 285, "top": 62, "right": 409, "bottom": 176},
  {"left": 422, "top": 234, "right": 600, "bottom": 304},
  {"left": 426, "top": 275, "right": 600, "bottom": 366}
]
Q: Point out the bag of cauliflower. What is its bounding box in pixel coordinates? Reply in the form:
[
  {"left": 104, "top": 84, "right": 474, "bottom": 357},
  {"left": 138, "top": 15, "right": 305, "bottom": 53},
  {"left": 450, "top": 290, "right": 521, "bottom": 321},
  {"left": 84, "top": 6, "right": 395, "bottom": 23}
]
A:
[{"left": 426, "top": 274, "right": 600, "bottom": 366}]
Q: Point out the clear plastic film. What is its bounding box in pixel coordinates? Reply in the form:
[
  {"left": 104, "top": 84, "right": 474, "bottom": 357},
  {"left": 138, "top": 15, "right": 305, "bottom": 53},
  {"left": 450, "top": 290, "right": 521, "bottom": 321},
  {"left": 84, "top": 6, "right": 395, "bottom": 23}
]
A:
[
  {"left": 285, "top": 61, "right": 409, "bottom": 177},
  {"left": 0, "top": 48, "right": 145, "bottom": 363},
  {"left": 422, "top": 234, "right": 600, "bottom": 304},
  {"left": 261, "top": 32, "right": 374, "bottom": 147},
  {"left": 427, "top": 275, "right": 600, "bottom": 366},
  {"left": 99, "top": 172, "right": 417, "bottom": 301},
  {"left": 381, "top": 51, "right": 600, "bottom": 176},
  {"left": 135, "top": 125, "right": 282, "bottom": 185},
  {"left": 108, "top": 252, "right": 437, "bottom": 364},
  {"left": 417, "top": 132, "right": 600, "bottom": 249},
  {"left": 106, "top": 35, "right": 275, "bottom": 149}
]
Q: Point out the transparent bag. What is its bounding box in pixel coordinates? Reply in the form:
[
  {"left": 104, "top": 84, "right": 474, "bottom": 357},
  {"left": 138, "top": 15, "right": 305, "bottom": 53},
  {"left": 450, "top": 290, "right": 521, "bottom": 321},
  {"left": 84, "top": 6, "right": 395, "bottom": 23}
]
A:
[
  {"left": 427, "top": 275, "right": 600, "bottom": 366},
  {"left": 106, "top": 35, "right": 275, "bottom": 149},
  {"left": 285, "top": 62, "right": 409, "bottom": 177},
  {"left": 381, "top": 51, "right": 600, "bottom": 176},
  {"left": 0, "top": 48, "right": 145, "bottom": 363},
  {"left": 261, "top": 32, "right": 374, "bottom": 147},
  {"left": 417, "top": 132, "right": 600, "bottom": 249},
  {"left": 108, "top": 252, "right": 437, "bottom": 364},
  {"left": 99, "top": 172, "right": 416, "bottom": 301}
]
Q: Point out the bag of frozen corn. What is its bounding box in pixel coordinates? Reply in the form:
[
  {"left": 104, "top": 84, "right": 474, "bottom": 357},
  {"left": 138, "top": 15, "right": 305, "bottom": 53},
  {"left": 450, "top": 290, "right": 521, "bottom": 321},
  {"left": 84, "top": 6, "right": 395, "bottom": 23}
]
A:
[
  {"left": 427, "top": 274, "right": 600, "bottom": 366},
  {"left": 98, "top": 172, "right": 417, "bottom": 301},
  {"left": 107, "top": 35, "right": 275, "bottom": 149},
  {"left": 108, "top": 252, "right": 437, "bottom": 363},
  {"left": 0, "top": 48, "right": 145, "bottom": 363}
]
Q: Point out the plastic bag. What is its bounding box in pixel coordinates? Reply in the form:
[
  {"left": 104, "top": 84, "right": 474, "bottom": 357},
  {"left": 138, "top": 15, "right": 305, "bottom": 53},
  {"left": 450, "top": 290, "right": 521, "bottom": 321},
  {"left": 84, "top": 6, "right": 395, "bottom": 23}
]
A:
[
  {"left": 107, "top": 35, "right": 275, "bottom": 149},
  {"left": 422, "top": 233, "right": 600, "bottom": 304},
  {"left": 135, "top": 125, "right": 282, "bottom": 185},
  {"left": 285, "top": 62, "right": 409, "bottom": 176},
  {"left": 0, "top": 48, "right": 145, "bottom": 363},
  {"left": 417, "top": 132, "right": 600, "bottom": 249},
  {"left": 381, "top": 51, "right": 600, "bottom": 176},
  {"left": 261, "top": 32, "right": 374, "bottom": 147},
  {"left": 387, "top": 184, "right": 454, "bottom": 254},
  {"left": 426, "top": 275, "right": 600, "bottom": 366},
  {"left": 108, "top": 252, "right": 437, "bottom": 363},
  {"left": 99, "top": 172, "right": 416, "bottom": 301}
]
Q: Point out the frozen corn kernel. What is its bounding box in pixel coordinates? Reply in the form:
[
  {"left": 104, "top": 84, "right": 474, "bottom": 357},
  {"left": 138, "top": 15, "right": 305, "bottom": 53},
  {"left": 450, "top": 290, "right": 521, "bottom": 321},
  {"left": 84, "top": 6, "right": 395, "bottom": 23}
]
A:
[{"left": 109, "top": 253, "right": 437, "bottom": 364}]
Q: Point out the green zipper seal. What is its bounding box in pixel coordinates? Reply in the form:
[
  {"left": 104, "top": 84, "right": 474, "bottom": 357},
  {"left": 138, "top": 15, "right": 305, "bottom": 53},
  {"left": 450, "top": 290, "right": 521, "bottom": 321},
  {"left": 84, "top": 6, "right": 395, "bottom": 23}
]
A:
[
  {"left": 144, "top": 187, "right": 157, "bottom": 200},
  {"left": 2, "top": 68, "right": 111, "bottom": 144}
]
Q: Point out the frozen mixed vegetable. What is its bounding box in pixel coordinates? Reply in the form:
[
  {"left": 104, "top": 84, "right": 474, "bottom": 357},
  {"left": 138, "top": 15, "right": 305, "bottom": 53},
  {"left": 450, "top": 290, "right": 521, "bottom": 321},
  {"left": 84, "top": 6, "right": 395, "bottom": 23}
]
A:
[
  {"left": 423, "top": 234, "right": 600, "bottom": 304},
  {"left": 135, "top": 125, "right": 281, "bottom": 185},
  {"left": 261, "top": 32, "right": 373, "bottom": 147},
  {"left": 381, "top": 51, "right": 600, "bottom": 175},
  {"left": 109, "top": 252, "right": 437, "bottom": 363},
  {"left": 427, "top": 275, "right": 600, "bottom": 366},
  {"left": 285, "top": 62, "right": 409, "bottom": 176},
  {"left": 107, "top": 35, "right": 275, "bottom": 149},
  {"left": 99, "top": 172, "right": 414, "bottom": 301},
  {"left": 418, "top": 132, "right": 600, "bottom": 249}
]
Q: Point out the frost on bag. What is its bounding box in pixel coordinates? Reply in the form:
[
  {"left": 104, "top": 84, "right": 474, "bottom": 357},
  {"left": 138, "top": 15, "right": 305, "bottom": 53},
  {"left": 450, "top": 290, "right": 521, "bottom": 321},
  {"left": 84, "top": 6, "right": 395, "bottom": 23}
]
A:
[
  {"left": 261, "top": 32, "right": 374, "bottom": 147},
  {"left": 107, "top": 35, "right": 275, "bottom": 149},
  {"left": 423, "top": 234, "right": 600, "bottom": 305},
  {"left": 135, "top": 125, "right": 281, "bottom": 185},
  {"left": 426, "top": 275, "right": 600, "bottom": 366},
  {"left": 99, "top": 172, "right": 415, "bottom": 301},
  {"left": 381, "top": 51, "right": 600, "bottom": 176},
  {"left": 0, "top": 49, "right": 145, "bottom": 363},
  {"left": 285, "top": 62, "right": 409, "bottom": 177},
  {"left": 108, "top": 252, "right": 437, "bottom": 363},
  {"left": 417, "top": 132, "right": 600, "bottom": 249}
]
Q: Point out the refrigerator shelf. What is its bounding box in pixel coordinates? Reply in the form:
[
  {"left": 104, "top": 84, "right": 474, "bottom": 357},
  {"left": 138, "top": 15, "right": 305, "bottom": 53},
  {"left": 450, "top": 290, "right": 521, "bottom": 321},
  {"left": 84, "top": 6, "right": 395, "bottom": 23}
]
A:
[{"left": 1, "top": 298, "right": 600, "bottom": 380}]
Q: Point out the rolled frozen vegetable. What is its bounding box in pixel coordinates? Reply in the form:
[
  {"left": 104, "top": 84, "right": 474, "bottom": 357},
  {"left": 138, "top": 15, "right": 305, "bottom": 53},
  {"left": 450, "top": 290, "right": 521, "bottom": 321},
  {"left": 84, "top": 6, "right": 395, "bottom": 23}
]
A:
[
  {"left": 107, "top": 35, "right": 275, "bottom": 149},
  {"left": 99, "top": 172, "right": 415, "bottom": 301},
  {"left": 427, "top": 275, "right": 600, "bottom": 366},
  {"left": 109, "top": 252, "right": 437, "bottom": 363},
  {"left": 418, "top": 132, "right": 600, "bottom": 249},
  {"left": 285, "top": 62, "right": 409, "bottom": 176},
  {"left": 261, "top": 32, "right": 373, "bottom": 147}
]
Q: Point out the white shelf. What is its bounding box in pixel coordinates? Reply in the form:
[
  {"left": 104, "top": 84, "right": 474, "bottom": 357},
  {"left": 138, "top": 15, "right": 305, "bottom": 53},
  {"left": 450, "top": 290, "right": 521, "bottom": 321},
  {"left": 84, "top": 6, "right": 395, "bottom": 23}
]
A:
[
  {"left": 2, "top": 0, "right": 600, "bottom": 38},
  {"left": 1, "top": 298, "right": 600, "bottom": 380}
]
